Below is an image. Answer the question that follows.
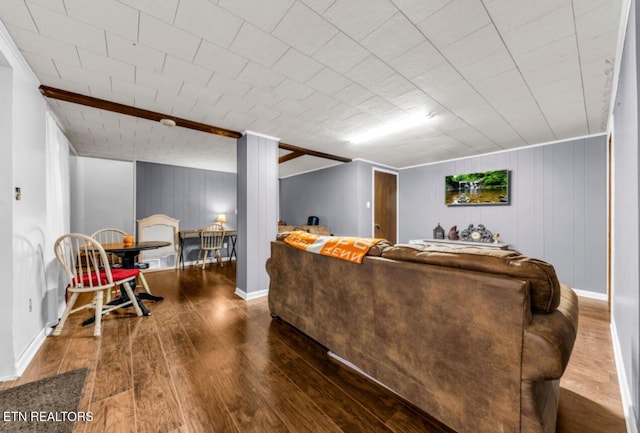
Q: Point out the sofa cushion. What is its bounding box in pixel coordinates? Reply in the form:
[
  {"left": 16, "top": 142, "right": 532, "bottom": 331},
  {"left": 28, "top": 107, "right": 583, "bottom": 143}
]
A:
[{"left": 381, "top": 244, "right": 561, "bottom": 313}]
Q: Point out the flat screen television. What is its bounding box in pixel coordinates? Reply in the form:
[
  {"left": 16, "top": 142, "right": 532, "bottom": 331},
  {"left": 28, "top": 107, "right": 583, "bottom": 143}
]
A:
[{"left": 445, "top": 169, "right": 510, "bottom": 206}]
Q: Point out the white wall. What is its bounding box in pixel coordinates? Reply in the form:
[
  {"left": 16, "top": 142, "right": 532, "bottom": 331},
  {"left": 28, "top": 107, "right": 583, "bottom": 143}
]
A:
[
  {"left": 0, "top": 21, "right": 59, "bottom": 379},
  {"left": 70, "top": 156, "right": 135, "bottom": 236}
]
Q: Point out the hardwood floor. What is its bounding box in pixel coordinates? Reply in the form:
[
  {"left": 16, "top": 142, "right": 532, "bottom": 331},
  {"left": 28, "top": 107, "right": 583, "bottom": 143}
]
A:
[{"left": 5, "top": 263, "right": 627, "bottom": 433}]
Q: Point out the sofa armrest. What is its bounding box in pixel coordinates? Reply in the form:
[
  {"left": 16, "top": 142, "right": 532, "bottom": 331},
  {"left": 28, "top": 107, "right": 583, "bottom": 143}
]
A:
[{"left": 522, "top": 284, "right": 579, "bottom": 380}]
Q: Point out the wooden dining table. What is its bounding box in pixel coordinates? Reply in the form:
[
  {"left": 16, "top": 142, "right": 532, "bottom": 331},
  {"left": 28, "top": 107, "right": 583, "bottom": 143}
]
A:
[{"left": 82, "top": 240, "right": 170, "bottom": 324}]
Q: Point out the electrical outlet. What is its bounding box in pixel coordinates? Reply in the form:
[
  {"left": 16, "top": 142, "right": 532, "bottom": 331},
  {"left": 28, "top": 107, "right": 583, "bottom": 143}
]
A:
[{"left": 29, "top": 298, "right": 32, "bottom": 312}]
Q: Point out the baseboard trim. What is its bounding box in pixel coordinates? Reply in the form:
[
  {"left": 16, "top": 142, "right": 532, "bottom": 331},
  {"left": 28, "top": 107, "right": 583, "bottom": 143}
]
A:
[
  {"left": 14, "top": 327, "right": 48, "bottom": 378},
  {"left": 234, "top": 288, "right": 268, "bottom": 300},
  {"left": 610, "top": 320, "right": 639, "bottom": 433},
  {"left": 573, "top": 288, "right": 608, "bottom": 301}
]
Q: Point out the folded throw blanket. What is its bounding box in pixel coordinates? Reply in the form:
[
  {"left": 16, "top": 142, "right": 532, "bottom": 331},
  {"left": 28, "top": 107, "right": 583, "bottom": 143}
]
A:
[{"left": 284, "top": 231, "right": 383, "bottom": 264}]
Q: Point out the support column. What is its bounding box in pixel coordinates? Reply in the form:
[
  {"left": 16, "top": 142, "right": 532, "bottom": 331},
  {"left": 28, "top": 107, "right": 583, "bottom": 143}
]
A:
[{"left": 235, "top": 131, "right": 278, "bottom": 299}]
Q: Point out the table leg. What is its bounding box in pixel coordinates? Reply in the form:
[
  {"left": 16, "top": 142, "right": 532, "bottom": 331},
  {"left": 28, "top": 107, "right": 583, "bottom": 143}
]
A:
[{"left": 230, "top": 235, "right": 237, "bottom": 260}]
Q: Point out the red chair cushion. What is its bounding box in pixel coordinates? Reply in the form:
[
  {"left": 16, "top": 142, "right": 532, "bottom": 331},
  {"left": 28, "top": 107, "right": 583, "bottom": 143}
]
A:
[{"left": 75, "top": 268, "right": 140, "bottom": 287}]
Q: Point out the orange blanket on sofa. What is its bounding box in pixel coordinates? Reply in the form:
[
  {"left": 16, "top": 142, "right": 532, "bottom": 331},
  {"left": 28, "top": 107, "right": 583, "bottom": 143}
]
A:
[{"left": 284, "top": 231, "right": 382, "bottom": 264}]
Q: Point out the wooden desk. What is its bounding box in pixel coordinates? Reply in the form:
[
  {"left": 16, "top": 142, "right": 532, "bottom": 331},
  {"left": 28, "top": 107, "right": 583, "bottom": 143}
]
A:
[{"left": 178, "top": 229, "right": 237, "bottom": 269}]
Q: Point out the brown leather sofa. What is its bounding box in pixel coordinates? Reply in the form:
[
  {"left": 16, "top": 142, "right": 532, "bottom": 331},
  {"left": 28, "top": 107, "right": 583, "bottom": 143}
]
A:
[{"left": 266, "top": 241, "right": 578, "bottom": 433}]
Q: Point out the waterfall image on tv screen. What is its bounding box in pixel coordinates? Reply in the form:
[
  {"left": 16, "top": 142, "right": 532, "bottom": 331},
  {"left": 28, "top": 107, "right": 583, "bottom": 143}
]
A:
[{"left": 445, "top": 169, "right": 510, "bottom": 206}]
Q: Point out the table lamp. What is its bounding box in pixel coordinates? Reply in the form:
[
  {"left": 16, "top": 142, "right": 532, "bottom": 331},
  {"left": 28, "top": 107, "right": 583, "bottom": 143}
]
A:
[{"left": 216, "top": 214, "right": 227, "bottom": 229}]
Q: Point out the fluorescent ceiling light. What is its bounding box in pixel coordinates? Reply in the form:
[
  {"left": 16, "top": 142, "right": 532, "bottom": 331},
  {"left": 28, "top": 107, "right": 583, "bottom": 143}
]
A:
[{"left": 348, "top": 112, "right": 433, "bottom": 144}]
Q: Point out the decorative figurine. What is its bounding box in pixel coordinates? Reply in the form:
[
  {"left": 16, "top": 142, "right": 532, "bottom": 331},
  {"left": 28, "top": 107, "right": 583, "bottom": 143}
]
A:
[
  {"left": 433, "top": 223, "right": 445, "bottom": 239},
  {"left": 493, "top": 232, "right": 500, "bottom": 244},
  {"left": 448, "top": 225, "right": 459, "bottom": 240}
]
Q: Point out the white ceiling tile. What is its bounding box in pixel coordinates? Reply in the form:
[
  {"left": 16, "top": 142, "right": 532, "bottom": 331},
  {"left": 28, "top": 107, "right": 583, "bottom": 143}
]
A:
[
  {"left": 193, "top": 41, "right": 248, "bottom": 78},
  {"left": 218, "top": 0, "right": 294, "bottom": 32},
  {"left": 78, "top": 49, "right": 135, "bottom": 82},
  {"left": 1, "top": 0, "right": 38, "bottom": 31},
  {"left": 163, "top": 55, "right": 212, "bottom": 86},
  {"left": 64, "top": 0, "right": 138, "bottom": 41},
  {"left": 312, "top": 32, "right": 370, "bottom": 73},
  {"left": 247, "top": 105, "right": 282, "bottom": 122},
  {"left": 300, "top": 91, "right": 341, "bottom": 111},
  {"left": 180, "top": 79, "right": 223, "bottom": 105},
  {"left": 441, "top": 25, "right": 505, "bottom": 69},
  {"left": 305, "top": 67, "right": 351, "bottom": 95},
  {"left": 174, "top": 0, "right": 242, "bottom": 48},
  {"left": 157, "top": 93, "right": 198, "bottom": 117},
  {"left": 272, "top": 2, "right": 338, "bottom": 55},
  {"left": 368, "top": 74, "right": 416, "bottom": 100},
  {"left": 229, "top": 23, "right": 289, "bottom": 67},
  {"left": 484, "top": 0, "right": 568, "bottom": 34},
  {"left": 139, "top": 14, "right": 200, "bottom": 62},
  {"left": 106, "top": 32, "right": 165, "bottom": 72},
  {"left": 323, "top": 0, "right": 397, "bottom": 41},
  {"left": 112, "top": 77, "right": 157, "bottom": 101},
  {"left": 386, "top": 88, "right": 436, "bottom": 112},
  {"left": 271, "top": 98, "right": 310, "bottom": 117},
  {"left": 27, "top": 0, "right": 65, "bottom": 14},
  {"left": 237, "top": 62, "right": 286, "bottom": 90},
  {"left": 573, "top": 0, "right": 619, "bottom": 17},
  {"left": 272, "top": 48, "right": 324, "bottom": 82},
  {"left": 575, "top": 1, "right": 622, "bottom": 41},
  {"left": 190, "top": 101, "right": 228, "bottom": 123},
  {"left": 55, "top": 61, "right": 111, "bottom": 88},
  {"left": 91, "top": 87, "right": 136, "bottom": 106},
  {"left": 392, "top": 0, "right": 453, "bottom": 23},
  {"left": 28, "top": 3, "right": 107, "bottom": 54},
  {"left": 300, "top": 0, "right": 337, "bottom": 15},
  {"left": 474, "top": 69, "right": 531, "bottom": 105},
  {"left": 429, "top": 79, "right": 486, "bottom": 112},
  {"left": 6, "top": 25, "right": 81, "bottom": 66},
  {"left": 215, "top": 95, "right": 255, "bottom": 114},
  {"left": 412, "top": 63, "right": 462, "bottom": 94},
  {"left": 117, "top": 0, "right": 179, "bottom": 23},
  {"left": 333, "top": 82, "right": 376, "bottom": 106},
  {"left": 135, "top": 67, "right": 183, "bottom": 94},
  {"left": 458, "top": 50, "right": 515, "bottom": 84},
  {"left": 207, "top": 72, "right": 252, "bottom": 98},
  {"left": 361, "top": 12, "right": 425, "bottom": 62},
  {"left": 502, "top": 4, "right": 574, "bottom": 55},
  {"left": 578, "top": 30, "right": 617, "bottom": 63},
  {"left": 388, "top": 41, "right": 446, "bottom": 79},
  {"left": 273, "top": 78, "right": 315, "bottom": 100},
  {"left": 242, "top": 87, "right": 283, "bottom": 108},
  {"left": 344, "top": 55, "right": 395, "bottom": 88},
  {"left": 356, "top": 96, "right": 405, "bottom": 119},
  {"left": 417, "top": 0, "right": 490, "bottom": 48},
  {"left": 21, "top": 51, "right": 58, "bottom": 76}
]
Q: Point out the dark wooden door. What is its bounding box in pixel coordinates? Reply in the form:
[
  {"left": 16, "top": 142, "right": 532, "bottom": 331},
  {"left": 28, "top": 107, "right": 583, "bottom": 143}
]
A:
[{"left": 374, "top": 170, "right": 397, "bottom": 244}]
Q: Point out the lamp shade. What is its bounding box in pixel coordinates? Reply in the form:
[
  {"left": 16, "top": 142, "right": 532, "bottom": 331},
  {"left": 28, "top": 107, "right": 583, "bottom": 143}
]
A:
[{"left": 216, "top": 214, "right": 227, "bottom": 224}]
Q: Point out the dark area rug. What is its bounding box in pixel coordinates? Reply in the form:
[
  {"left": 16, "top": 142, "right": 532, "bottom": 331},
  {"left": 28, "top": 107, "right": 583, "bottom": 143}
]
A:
[{"left": 0, "top": 367, "right": 88, "bottom": 433}]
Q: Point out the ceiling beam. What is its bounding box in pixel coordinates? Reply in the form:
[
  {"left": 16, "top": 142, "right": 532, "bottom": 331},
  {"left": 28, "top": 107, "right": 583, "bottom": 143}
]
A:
[
  {"left": 39, "top": 85, "right": 243, "bottom": 139},
  {"left": 279, "top": 142, "right": 351, "bottom": 163},
  {"left": 39, "top": 85, "right": 352, "bottom": 164},
  {"left": 279, "top": 151, "right": 305, "bottom": 164}
]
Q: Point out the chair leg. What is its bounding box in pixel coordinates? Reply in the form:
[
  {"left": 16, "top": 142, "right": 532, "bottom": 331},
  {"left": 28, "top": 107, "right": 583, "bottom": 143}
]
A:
[
  {"left": 202, "top": 250, "right": 209, "bottom": 269},
  {"left": 52, "top": 292, "right": 80, "bottom": 336},
  {"left": 216, "top": 249, "right": 223, "bottom": 267},
  {"left": 138, "top": 272, "right": 152, "bottom": 295},
  {"left": 122, "top": 282, "right": 143, "bottom": 317},
  {"left": 94, "top": 290, "right": 104, "bottom": 337}
]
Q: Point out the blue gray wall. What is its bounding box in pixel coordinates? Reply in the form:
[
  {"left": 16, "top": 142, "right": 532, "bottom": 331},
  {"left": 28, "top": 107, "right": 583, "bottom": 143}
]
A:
[
  {"left": 136, "top": 161, "right": 237, "bottom": 262},
  {"left": 279, "top": 160, "right": 396, "bottom": 237},
  {"left": 612, "top": 0, "right": 639, "bottom": 430},
  {"left": 399, "top": 135, "right": 607, "bottom": 296}
]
